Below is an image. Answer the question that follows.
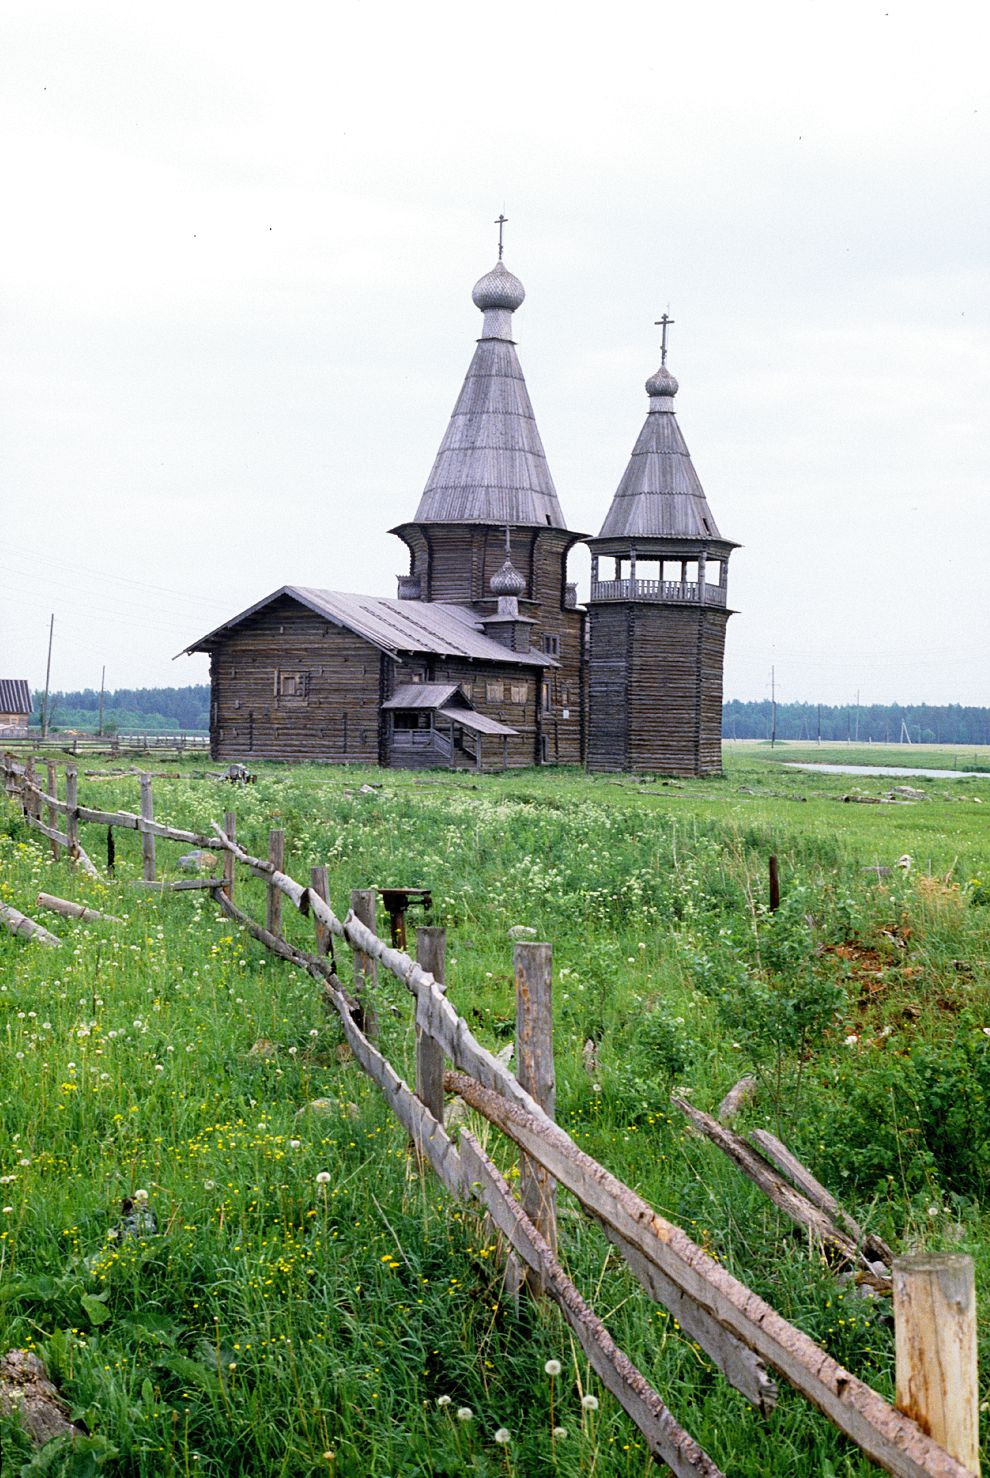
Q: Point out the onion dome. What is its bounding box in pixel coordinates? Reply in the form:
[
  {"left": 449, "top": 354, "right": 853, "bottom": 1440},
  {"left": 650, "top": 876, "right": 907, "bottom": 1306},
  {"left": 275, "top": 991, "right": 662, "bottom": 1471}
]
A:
[
  {"left": 472, "top": 261, "right": 526, "bottom": 312},
  {"left": 646, "top": 365, "right": 679, "bottom": 399},
  {"left": 490, "top": 557, "right": 527, "bottom": 597}
]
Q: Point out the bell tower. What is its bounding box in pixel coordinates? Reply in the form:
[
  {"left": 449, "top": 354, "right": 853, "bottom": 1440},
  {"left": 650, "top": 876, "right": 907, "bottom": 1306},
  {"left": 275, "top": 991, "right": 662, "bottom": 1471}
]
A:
[{"left": 586, "top": 325, "right": 737, "bottom": 774}]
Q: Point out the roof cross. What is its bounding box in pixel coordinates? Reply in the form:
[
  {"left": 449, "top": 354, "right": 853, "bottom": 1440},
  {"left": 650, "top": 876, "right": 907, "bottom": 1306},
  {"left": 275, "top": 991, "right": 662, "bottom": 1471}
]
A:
[
  {"left": 495, "top": 213, "right": 508, "bottom": 260},
  {"left": 655, "top": 311, "right": 675, "bottom": 365}
]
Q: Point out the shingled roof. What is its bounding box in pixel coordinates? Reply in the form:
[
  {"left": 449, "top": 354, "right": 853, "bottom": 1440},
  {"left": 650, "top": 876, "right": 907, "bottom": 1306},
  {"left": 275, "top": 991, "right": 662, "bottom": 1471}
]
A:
[
  {"left": 409, "top": 260, "right": 568, "bottom": 530},
  {"left": 595, "top": 363, "right": 735, "bottom": 545},
  {"left": 182, "top": 587, "right": 556, "bottom": 669},
  {"left": 0, "top": 680, "right": 32, "bottom": 714}
]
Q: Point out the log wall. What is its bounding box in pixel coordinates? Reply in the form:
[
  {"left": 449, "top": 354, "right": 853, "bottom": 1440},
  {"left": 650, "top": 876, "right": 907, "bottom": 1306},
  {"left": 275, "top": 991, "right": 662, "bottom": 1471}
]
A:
[{"left": 587, "top": 602, "right": 729, "bottom": 776}]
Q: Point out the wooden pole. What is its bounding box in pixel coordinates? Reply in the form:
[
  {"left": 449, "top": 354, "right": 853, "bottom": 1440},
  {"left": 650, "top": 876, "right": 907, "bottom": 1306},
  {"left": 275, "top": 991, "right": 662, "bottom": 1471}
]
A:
[
  {"left": 415, "top": 927, "right": 446, "bottom": 1130},
  {"left": 45, "top": 762, "right": 59, "bottom": 860},
  {"left": 64, "top": 766, "right": 79, "bottom": 859},
  {"left": 222, "top": 811, "right": 236, "bottom": 902},
  {"left": 266, "top": 828, "right": 285, "bottom": 937},
  {"left": 310, "top": 865, "right": 331, "bottom": 957},
  {"left": 139, "top": 773, "right": 156, "bottom": 882},
  {"left": 514, "top": 941, "right": 557, "bottom": 1265},
  {"left": 893, "top": 1254, "right": 980, "bottom": 1474},
  {"left": 769, "top": 855, "right": 780, "bottom": 912},
  {"left": 41, "top": 613, "right": 54, "bottom": 739},
  {"left": 350, "top": 888, "right": 379, "bottom": 1040}
]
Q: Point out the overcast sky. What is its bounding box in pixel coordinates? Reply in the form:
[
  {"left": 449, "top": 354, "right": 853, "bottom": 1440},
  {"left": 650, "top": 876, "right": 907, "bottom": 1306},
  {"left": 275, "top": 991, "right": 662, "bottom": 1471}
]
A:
[{"left": 2, "top": 0, "right": 987, "bottom": 709}]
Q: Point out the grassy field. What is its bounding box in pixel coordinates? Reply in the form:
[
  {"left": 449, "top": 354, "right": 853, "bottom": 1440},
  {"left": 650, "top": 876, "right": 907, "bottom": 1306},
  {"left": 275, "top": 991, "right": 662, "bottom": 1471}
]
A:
[{"left": 0, "top": 750, "right": 988, "bottom": 1476}]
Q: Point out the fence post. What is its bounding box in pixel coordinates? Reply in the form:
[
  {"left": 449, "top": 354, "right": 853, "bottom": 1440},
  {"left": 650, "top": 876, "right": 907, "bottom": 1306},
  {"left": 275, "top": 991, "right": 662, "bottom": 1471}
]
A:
[
  {"left": 514, "top": 941, "right": 557, "bottom": 1273},
  {"left": 351, "top": 888, "right": 379, "bottom": 1040},
  {"left": 310, "top": 865, "right": 331, "bottom": 957},
  {"left": 415, "top": 927, "right": 446, "bottom": 1130},
  {"left": 769, "top": 855, "right": 780, "bottom": 912},
  {"left": 893, "top": 1253, "right": 980, "bottom": 1474},
  {"left": 45, "top": 761, "right": 60, "bottom": 860},
  {"left": 65, "top": 766, "right": 79, "bottom": 861},
  {"left": 266, "top": 829, "right": 285, "bottom": 937},
  {"left": 23, "top": 756, "right": 35, "bottom": 821},
  {"left": 222, "top": 811, "right": 237, "bottom": 903},
  {"left": 139, "top": 773, "right": 156, "bottom": 882}
]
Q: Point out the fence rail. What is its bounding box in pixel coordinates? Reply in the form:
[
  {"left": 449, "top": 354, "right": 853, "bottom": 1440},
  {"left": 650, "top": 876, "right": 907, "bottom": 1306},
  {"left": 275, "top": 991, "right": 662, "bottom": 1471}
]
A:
[{"left": 0, "top": 751, "right": 980, "bottom": 1478}]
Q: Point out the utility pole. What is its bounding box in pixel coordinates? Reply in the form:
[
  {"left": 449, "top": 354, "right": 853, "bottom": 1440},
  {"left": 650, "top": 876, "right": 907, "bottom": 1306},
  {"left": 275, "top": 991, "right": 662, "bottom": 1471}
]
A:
[
  {"left": 40, "top": 614, "right": 54, "bottom": 739},
  {"left": 98, "top": 666, "right": 106, "bottom": 737},
  {"left": 770, "top": 666, "right": 777, "bottom": 748},
  {"left": 817, "top": 703, "right": 822, "bottom": 744}
]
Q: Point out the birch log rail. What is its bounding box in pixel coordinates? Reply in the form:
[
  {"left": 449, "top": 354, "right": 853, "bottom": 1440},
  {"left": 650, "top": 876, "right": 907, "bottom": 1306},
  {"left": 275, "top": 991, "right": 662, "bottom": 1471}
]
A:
[
  {"left": 35, "top": 893, "right": 124, "bottom": 925},
  {"left": 672, "top": 1095, "right": 885, "bottom": 1279},
  {"left": 0, "top": 903, "right": 61, "bottom": 947},
  {"left": 444, "top": 1072, "right": 972, "bottom": 1478}
]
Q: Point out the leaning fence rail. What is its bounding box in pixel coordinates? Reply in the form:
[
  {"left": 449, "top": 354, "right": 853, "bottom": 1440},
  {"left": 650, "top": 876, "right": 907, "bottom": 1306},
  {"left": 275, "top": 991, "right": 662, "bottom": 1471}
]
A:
[{"left": 0, "top": 752, "right": 980, "bottom": 1477}]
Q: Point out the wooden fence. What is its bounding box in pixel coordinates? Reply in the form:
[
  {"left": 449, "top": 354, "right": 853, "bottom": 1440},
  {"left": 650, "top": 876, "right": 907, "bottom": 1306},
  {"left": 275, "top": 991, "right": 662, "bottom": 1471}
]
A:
[{"left": 0, "top": 753, "right": 981, "bottom": 1478}]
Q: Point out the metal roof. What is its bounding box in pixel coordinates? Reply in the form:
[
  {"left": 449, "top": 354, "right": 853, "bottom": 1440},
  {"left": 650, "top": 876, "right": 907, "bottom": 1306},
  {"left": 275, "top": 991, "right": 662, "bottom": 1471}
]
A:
[
  {"left": 411, "top": 261, "right": 568, "bottom": 530},
  {"left": 0, "top": 680, "right": 32, "bottom": 714},
  {"left": 182, "top": 587, "right": 555, "bottom": 669},
  {"left": 593, "top": 365, "right": 733, "bottom": 544}
]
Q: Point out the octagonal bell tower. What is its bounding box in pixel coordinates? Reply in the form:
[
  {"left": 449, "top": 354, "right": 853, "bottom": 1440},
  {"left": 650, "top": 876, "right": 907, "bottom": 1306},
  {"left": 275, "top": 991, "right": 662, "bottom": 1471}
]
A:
[{"left": 586, "top": 326, "right": 738, "bottom": 774}]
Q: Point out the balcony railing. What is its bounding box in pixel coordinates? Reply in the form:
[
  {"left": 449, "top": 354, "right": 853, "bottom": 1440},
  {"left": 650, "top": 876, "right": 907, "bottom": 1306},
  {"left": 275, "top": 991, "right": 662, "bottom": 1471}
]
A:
[{"left": 590, "top": 578, "right": 727, "bottom": 607}]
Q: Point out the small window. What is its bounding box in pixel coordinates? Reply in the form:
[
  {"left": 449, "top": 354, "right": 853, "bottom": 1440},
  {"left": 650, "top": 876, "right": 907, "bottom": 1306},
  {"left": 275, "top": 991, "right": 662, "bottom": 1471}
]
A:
[
  {"left": 541, "top": 633, "right": 560, "bottom": 657},
  {"left": 278, "top": 670, "right": 310, "bottom": 701},
  {"left": 509, "top": 682, "right": 528, "bottom": 704},
  {"left": 486, "top": 681, "right": 504, "bottom": 703},
  {"left": 542, "top": 681, "right": 553, "bottom": 713}
]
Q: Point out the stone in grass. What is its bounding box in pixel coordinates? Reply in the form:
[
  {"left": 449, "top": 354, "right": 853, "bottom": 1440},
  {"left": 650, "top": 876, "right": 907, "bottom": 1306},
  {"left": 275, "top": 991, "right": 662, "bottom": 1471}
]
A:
[
  {"left": 296, "top": 1098, "right": 359, "bottom": 1120},
  {"left": 115, "top": 1192, "right": 158, "bottom": 1240},
  {"left": 0, "top": 1350, "right": 86, "bottom": 1447},
  {"left": 178, "top": 850, "right": 218, "bottom": 873},
  {"left": 507, "top": 925, "right": 538, "bottom": 940}
]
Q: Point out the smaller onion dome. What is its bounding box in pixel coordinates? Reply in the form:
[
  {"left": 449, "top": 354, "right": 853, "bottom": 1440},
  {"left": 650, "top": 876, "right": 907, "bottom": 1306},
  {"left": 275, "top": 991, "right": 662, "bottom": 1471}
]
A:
[
  {"left": 490, "top": 557, "right": 527, "bottom": 597},
  {"left": 646, "top": 365, "right": 679, "bottom": 398},
  {"left": 472, "top": 261, "right": 526, "bottom": 313}
]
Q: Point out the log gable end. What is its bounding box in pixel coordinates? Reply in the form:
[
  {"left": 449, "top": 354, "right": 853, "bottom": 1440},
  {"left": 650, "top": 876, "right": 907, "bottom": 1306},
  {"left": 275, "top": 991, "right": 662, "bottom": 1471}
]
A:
[{"left": 206, "top": 597, "right": 380, "bottom": 763}]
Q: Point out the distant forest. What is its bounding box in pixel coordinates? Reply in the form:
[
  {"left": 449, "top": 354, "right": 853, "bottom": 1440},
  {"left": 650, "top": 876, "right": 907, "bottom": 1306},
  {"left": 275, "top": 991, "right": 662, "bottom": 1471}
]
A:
[
  {"left": 31, "top": 685, "right": 210, "bottom": 734},
  {"left": 27, "top": 687, "right": 990, "bottom": 745},
  {"left": 723, "top": 700, "right": 990, "bottom": 746}
]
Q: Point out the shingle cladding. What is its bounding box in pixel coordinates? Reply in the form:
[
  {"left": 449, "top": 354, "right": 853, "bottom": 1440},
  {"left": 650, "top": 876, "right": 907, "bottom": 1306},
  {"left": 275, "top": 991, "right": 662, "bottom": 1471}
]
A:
[
  {"left": 412, "top": 286, "right": 567, "bottom": 530},
  {"left": 595, "top": 383, "right": 726, "bottom": 542},
  {"left": 0, "top": 680, "right": 32, "bottom": 714}
]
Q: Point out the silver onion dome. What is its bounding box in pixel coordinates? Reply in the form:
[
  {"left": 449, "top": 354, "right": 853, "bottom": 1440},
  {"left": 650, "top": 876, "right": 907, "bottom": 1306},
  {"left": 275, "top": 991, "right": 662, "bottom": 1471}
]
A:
[
  {"left": 645, "top": 365, "right": 679, "bottom": 399},
  {"left": 472, "top": 261, "right": 526, "bottom": 313},
  {"left": 490, "top": 557, "right": 527, "bottom": 596}
]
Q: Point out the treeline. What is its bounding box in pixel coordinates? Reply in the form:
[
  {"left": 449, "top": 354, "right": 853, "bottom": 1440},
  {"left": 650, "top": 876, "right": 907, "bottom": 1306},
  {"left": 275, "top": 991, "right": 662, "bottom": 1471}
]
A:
[
  {"left": 723, "top": 700, "right": 990, "bottom": 745},
  {"left": 31, "top": 685, "right": 210, "bottom": 734}
]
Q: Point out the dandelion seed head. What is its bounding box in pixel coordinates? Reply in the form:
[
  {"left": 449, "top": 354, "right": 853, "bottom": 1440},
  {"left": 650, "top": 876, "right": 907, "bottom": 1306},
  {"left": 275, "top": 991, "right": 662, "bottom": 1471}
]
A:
[
  {"left": 316, "top": 1171, "right": 332, "bottom": 1185},
  {"left": 494, "top": 1427, "right": 510, "bottom": 1445},
  {"left": 544, "top": 1359, "right": 561, "bottom": 1376},
  {"left": 456, "top": 1406, "right": 473, "bottom": 1422},
  {"left": 581, "top": 1394, "right": 599, "bottom": 1411}
]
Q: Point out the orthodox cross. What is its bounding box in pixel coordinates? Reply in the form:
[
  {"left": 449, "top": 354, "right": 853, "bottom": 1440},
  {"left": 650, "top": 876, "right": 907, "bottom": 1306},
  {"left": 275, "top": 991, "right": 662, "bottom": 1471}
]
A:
[
  {"left": 655, "top": 311, "right": 675, "bottom": 365},
  {"left": 495, "top": 213, "right": 508, "bottom": 260}
]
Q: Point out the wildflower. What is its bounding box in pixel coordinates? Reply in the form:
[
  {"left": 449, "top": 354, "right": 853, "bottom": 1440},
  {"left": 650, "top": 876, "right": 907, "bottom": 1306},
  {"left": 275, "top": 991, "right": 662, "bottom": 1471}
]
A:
[
  {"left": 204, "top": 1180, "right": 216, "bottom": 1191},
  {"left": 436, "top": 1394, "right": 452, "bottom": 1408},
  {"left": 553, "top": 1426, "right": 568, "bottom": 1439},
  {"left": 2, "top": 1207, "right": 12, "bottom": 1215},
  {"left": 133, "top": 1189, "right": 149, "bottom": 1204},
  {"left": 494, "top": 1428, "right": 510, "bottom": 1445},
  {"left": 316, "top": 1171, "right": 332, "bottom": 1185},
  {"left": 843, "top": 1034, "right": 858, "bottom": 1047},
  {"left": 544, "top": 1359, "right": 561, "bottom": 1376},
  {"left": 289, "top": 1139, "right": 301, "bottom": 1150},
  {"left": 456, "top": 1406, "right": 473, "bottom": 1422},
  {"left": 581, "top": 1394, "right": 599, "bottom": 1411}
]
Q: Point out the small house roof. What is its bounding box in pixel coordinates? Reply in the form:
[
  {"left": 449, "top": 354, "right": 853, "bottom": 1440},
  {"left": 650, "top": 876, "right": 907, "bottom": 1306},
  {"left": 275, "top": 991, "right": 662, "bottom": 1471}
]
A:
[
  {"left": 382, "top": 684, "right": 466, "bottom": 710},
  {"left": 181, "top": 587, "right": 556, "bottom": 669},
  {"left": 0, "top": 680, "right": 32, "bottom": 714}
]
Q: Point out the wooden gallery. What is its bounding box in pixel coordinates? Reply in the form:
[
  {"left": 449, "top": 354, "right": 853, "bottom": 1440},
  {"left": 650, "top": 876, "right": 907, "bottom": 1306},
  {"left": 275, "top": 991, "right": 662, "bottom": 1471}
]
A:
[{"left": 184, "top": 256, "right": 737, "bottom": 775}]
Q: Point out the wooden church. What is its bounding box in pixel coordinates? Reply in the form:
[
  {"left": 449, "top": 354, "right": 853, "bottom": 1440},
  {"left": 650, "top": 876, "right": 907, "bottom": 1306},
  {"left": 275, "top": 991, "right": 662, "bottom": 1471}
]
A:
[{"left": 184, "top": 246, "right": 736, "bottom": 775}]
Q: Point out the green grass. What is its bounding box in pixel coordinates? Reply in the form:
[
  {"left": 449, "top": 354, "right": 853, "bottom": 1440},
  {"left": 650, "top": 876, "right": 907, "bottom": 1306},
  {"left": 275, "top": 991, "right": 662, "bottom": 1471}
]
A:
[{"left": 0, "top": 752, "right": 988, "bottom": 1475}]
